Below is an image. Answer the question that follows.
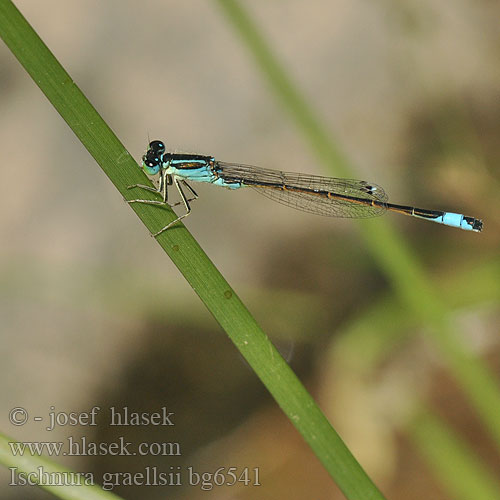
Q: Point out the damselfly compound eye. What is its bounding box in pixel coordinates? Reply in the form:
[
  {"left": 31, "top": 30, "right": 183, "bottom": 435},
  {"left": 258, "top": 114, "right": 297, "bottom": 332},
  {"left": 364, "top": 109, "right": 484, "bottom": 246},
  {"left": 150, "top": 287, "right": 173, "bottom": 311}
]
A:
[
  {"left": 145, "top": 159, "right": 158, "bottom": 168},
  {"left": 142, "top": 154, "right": 161, "bottom": 175},
  {"left": 149, "top": 140, "right": 165, "bottom": 155}
]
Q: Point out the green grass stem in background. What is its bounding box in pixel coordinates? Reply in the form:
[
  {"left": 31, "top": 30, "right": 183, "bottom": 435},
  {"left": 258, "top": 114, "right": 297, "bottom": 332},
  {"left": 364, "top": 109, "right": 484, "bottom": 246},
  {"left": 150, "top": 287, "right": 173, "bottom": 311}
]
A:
[
  {"left": 0, "top": 1, "right": 386, "bottom": 498},
  {"left": 216, "top": 0, "right": 500, "bottom": 448},
  {"left": 409, "top": 410, "right": 500, "bottom": 500}
]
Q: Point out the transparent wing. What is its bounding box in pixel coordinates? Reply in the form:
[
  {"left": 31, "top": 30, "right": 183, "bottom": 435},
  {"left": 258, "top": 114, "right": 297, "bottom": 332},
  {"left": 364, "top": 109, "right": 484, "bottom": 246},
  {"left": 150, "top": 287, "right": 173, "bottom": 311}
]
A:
[{"left": 216, "top": 162, "right": 388, "bottom": 218}]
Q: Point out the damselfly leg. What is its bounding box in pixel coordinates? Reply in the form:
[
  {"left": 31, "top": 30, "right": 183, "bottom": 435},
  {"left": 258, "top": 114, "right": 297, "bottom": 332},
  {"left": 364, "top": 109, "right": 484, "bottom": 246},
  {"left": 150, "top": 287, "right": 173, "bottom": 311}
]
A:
[{"left": 127, "top": 171, "right": 198, "bottom": 235}]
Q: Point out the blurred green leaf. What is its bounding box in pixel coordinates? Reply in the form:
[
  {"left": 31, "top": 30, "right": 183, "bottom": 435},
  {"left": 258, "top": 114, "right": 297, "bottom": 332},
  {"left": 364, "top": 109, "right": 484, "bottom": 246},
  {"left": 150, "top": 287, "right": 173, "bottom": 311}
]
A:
[{"left": 410, "top": 409, "right": 500, "bottom": 500}]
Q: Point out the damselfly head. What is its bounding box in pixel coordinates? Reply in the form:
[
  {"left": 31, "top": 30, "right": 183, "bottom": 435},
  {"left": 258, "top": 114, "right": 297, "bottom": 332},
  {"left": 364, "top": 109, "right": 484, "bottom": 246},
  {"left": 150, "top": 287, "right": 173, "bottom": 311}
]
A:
[{"left": 142, "top": 140, "right": 165, "bottom": 175}]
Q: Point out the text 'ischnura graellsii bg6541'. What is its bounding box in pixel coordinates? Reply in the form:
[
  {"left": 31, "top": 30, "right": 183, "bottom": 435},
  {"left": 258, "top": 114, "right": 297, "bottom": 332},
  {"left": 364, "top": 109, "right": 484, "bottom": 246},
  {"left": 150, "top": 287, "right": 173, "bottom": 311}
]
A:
[{"left": 127, "top": 140, "right": 483, "bottom": 237}]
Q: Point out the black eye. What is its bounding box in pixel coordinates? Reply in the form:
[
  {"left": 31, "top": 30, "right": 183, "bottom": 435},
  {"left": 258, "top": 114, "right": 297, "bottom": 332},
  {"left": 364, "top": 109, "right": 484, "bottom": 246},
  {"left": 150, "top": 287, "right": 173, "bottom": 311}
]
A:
[{"left": 149, "top": 140, "right": 165, "bottom": 155}]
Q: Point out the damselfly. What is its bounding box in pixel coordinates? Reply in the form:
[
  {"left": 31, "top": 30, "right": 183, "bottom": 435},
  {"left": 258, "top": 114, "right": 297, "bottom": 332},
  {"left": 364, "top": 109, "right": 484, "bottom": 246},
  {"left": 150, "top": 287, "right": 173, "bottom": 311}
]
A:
[{"left": 128, "top": 140, "right": 483, "bottom": 236}]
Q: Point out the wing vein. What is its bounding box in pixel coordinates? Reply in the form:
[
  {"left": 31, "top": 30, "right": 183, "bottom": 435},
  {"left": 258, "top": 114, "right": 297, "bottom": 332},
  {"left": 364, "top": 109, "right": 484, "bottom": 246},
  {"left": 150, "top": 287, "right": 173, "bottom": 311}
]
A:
[{"left": 216, "top": 162, "right": 388, "bottom": 218}]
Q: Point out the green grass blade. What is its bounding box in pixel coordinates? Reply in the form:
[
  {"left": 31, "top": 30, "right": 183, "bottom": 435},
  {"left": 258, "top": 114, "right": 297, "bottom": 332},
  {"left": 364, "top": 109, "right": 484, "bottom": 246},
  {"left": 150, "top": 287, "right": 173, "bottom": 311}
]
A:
[
  {"left": 216, "top": 0, "right": 500, "bottom": 448},
  {"left": 0, "top": 1, "right": 386, "bottom": 498}
]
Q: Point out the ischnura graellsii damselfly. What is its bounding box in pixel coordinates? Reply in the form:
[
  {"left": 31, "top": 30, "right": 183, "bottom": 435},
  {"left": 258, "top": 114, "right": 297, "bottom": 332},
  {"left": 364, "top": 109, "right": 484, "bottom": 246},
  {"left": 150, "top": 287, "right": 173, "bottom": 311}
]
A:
[{"left": 127, "top": 140, "right": 483, "bottom": 237}]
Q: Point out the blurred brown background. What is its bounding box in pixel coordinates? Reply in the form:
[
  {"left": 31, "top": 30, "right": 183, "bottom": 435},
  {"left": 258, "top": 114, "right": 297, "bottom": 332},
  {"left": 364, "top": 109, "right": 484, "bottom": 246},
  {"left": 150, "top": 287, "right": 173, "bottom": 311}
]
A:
[{"left": 1, "top": 1, "right": 499, "bottom": 499}]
